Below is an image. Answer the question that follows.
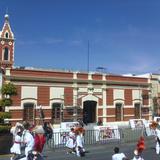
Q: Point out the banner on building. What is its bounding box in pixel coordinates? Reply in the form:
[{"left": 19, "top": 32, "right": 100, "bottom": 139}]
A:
[{"left": 60, "top": 122, "right": 79, "bottom": 130}]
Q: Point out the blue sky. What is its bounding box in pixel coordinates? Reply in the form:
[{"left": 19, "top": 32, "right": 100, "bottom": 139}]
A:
[{"left": 0, "top": 0, "right": 160, "bottom": 74}]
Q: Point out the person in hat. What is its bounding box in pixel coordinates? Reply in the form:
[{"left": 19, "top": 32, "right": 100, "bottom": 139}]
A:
[
  {"left": 132, "top": 149, "right": 144, "bottom": 160},
  {"left": 150, "top": 121, "right": 160, "bottom": 154},
  {"left": 34, "top": 126, "right": 46, "bottom": 153}
]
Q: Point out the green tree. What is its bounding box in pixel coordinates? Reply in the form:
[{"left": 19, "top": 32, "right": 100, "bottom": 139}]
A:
[
  {"left": 1, "top": 82, "right": 17, "bottom": 96},
  {"left": 0, "top": 83, "right": 17, "bottom": 112}
]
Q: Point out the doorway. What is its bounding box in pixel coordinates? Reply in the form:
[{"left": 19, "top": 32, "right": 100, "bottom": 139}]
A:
[
  {"left": 83, "top": 100, "right": 97, "bottom": 124},
  {"left": 52, "top": 103, "right": 62, "bottom": 124}
]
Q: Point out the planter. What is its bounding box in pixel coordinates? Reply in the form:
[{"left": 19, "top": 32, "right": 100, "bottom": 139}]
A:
[{"left": 0, "top": 132, "right": 13, "bottom": 155}]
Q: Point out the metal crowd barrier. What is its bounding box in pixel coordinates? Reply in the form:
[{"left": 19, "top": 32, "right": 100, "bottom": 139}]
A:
[{"left": 48, "top": 127, "right": 152, "bottom": 149}]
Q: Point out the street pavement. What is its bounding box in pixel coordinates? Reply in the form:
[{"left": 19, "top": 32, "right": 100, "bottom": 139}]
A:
[{"left": 0, "top": 137, "right": 159, "bottom": 160}]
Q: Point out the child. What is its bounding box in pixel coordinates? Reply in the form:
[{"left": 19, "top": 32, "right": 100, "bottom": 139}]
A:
[
  {"left": 10, "top": 128, "right": 22, "bottom": 160},
  {"left": 66, "top": 128, "right": 76, "bottom": 154},
  {"left": 75, "top": 129, "right": 85, "bottom": 157}
]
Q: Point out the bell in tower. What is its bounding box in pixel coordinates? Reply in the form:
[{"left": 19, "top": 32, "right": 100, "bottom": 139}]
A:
[{"left": 0, "top": 14, "right": 14, "bottom": 70}]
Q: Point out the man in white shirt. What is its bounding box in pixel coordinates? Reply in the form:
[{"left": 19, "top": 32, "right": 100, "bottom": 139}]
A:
[
  {"left": 112, "top": 147, "right": 128, "bottom": 160},
  {"left": 150, "top": 121, "right": 160, "bottom": 154},
  {"left": 21, "top": 122, "right": 34, "bottom": 158},
  {"left": 75, "top": 129, "right": 85, "bottom": 157}
]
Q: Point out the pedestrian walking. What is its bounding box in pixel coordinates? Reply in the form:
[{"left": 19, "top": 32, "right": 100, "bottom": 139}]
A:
[
  {"left": 43, "top": 122, "right": 53, "bottom": 145},
  {"left": 10, "top": 127, "right": 23, "bottom": 160},
  {"left": 112, "top": 147, "right": 129, "bottom": 160},
  {"left": 136, "top": 136, "right": 145, "bottom": 157},
  {"left": 66, "top": 128, "right": 76, "bottom": 154},
  {"left": 33, "top": 126, "right": 46, "bottom": 153},
  {"left": 10, "top": 122, "right": 23, "bottom": 142},
  {"left": 150, "top": 121, "right": 160, "bottom": 154},
  {"left": 75, "top": 129, "right": 85, "bottom": 157},
  {"left": 21, "top": 121, "right": 34, "bottom": 158}
]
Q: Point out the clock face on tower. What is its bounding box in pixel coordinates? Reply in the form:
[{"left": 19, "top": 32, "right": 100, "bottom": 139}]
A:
[{"left": 9, "top": 41, "right": 12, "bottom": 45}]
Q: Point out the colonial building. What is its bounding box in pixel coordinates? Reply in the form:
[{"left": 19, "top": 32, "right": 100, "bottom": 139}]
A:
[{"left": 0, "top": 15, "right": 150, "bottom": 125}]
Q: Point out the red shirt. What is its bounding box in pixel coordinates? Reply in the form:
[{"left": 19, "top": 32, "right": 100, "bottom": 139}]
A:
[{"left": 34, "top": 134, "right": 46, "bottom": 153}]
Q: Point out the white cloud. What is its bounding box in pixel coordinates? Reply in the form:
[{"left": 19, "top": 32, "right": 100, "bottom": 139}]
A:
[
  {"left": 17, "top": 40, "right": 40, "bottom": 45},
  {"left": 69, "top": 40, "right": 82, "bottom": 46},
  {"left": 44, "top": 38, "right": 64, "bottom": 44}
]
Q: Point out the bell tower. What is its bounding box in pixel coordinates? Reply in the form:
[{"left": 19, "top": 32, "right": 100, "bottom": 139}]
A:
[{"left": 0, "top": 14, "right": 14, "bottom": 70}]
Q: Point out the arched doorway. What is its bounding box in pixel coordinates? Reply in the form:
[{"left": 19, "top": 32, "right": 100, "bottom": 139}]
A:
[
  {"left": 23, "top": 102, "right": 34, "bottom": 123},
  {"left": 52, "top": 103, "right": 62, "bottom": 124},
  {"left": 83, "top": 100, "right": 97, "bottom": 124}
]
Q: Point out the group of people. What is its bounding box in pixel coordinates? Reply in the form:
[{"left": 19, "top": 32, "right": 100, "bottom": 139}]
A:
[
  {"left": 112, "top": 120, "right": 160, "bottom": 160},
  {"left": 112, "top": 135, "right": 145, "bottom": 160},
  {"left": 10, "top": 121, "right": 53, "bottom": 160},
  {"left": 65, "top": 126, "right": 85, "bottom": 157},
  {"left": 10, "top": 119, "right": 160, "bottom": 160},
  {"left": 112, "top": 145, "right": 144, "bottom": 160}
]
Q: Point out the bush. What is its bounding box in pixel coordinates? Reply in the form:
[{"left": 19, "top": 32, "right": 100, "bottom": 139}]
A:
[
  {"left": 0, "top": 112, "right": 11, "bottom": 123},
  {"left": 0, "top": 125, "right": 11, "bottom": 134},
  {"left": 0, "top": 98, "right": 12, "bottom": 107}
]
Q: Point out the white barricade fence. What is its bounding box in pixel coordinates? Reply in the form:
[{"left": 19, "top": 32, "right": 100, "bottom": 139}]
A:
[
  {"left": 129, "top": 119, "right": 156, "bottom": 136},
  {"left": 53, "top": 122, "right": 79, "bottom": 145}
]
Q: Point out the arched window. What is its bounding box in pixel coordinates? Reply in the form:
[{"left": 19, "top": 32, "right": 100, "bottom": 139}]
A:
[
  {"left": 5, "top": 32, "right": 9, "bottom": 38},
  {"left": 3, "top": 47, "right": 9, "bottom": 60}
]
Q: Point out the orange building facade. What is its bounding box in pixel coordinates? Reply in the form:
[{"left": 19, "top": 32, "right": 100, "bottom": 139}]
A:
[{"left": 0, "top": 15, "right": 150, "bottom": 125}]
